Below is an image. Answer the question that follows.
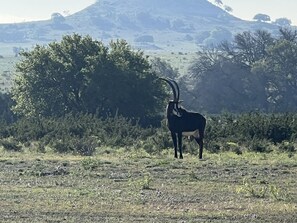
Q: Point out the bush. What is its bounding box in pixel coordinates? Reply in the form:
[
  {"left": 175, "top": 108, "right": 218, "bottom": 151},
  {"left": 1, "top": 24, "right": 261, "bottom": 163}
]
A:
[
  {"left": 206, "top": 141, "right": 221, "bottom": 154},
  {"left": 51, "top": 136, "right": 98, "bottom": 156},
  {"left": 278, "top": 142, "right": 295, "bottom": 152},
  {"left": 249, "top": 139, "right": 272, "bottom": 153},
  {"left": 205, "top": 112, "right": 297, "bottom": 150},
  {"left": 0, "top": 93, "right": 15, "bottom": 124},
  {"left": 100, "top": 115, "right": 150, "bottom": 147},
  {"left": 140, "top": 120, "right": 172, "bottom": 154},
  {"left": 6, "top": 113, "right": 153, "bottom": 154},
  {"left": 0, "top": 138, "right": 21, "bottom": 152},
  {"left": 1, "top": 112, "right": 297, "bottom": 155},
  {"left": 9, "top": 117, "right": 45, "bottom": 142}
]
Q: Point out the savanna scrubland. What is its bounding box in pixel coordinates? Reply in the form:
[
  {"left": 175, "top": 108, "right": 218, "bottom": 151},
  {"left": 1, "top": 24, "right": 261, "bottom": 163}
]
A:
[{"left": 0, "top": 29, "right": 297, "bottom": 222}]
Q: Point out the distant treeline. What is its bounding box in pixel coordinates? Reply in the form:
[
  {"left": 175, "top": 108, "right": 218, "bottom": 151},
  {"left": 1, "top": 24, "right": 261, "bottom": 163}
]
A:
[{"left": 188, "top": 28, "right": 297, "bottom": 113}]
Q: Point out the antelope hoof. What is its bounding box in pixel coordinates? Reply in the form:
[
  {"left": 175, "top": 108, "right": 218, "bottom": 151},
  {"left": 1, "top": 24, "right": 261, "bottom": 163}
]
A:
[{"left": 179, "top": 155, "right": 183, "bottom": 159}]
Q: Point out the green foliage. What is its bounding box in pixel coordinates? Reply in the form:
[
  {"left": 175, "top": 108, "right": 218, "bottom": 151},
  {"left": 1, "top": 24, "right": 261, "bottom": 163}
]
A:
[
  {"left": 206, "top": 141, "right": 221, "bottom": 154},
  {"left": 139, "top": 174, "right": 153, "bottom": 190},
  {"left": 50, "top": 136, "right": 97, "bottom": 156},
  {"left": 8, "top": 117, "right": 46, "bottom": 142},
  {"left": 189, "top": 28, "right": 297, "bottom": 113},
  {"left": 249, "top": 139, "right": 272, "bottom": 153},
  {"left": 237, "top": 178, "right": 291, "bottom": 201},
  {"left": 80, "top": 158, "right": 102, "bottom": 171},
  {"left": 130, "top": 173, "right": 153, "bottom": 190},
  {"left": 12, "top": 34, "right": 166, "bottom": 125},
  {"left": 237, "top": 178, "right": 269, "bottom": 198},
  {"left": 205, "top": 112, "right": 297, "bottom": 153},
  {"left": 139, "top": 120, "right": 172, "bottom": 154},
  {"left": 0, "top": 93, "right": 15, "bottom": 124},
  {"left": 6, "top": 113, "right": 152, "bottom": 155},
  {"left": 0, "top": 138, "right": 21, "bottom": 151},
  {"left": 278, "top": 142, "right": 296, "bottom": 152},
  {"left": 1, "top": 112, "right": 297, "bottom": 155}
]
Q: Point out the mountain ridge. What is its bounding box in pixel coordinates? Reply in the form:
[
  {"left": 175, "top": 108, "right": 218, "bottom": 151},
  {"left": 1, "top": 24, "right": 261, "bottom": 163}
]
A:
[{"left": 0, "top": 0, "right": 280, "bottom": 54}]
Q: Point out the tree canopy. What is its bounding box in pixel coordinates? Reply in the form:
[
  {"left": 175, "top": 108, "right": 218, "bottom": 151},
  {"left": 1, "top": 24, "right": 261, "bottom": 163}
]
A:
[
  {"left": 189, "top": 28, "right": 297, "bottom": 113},
  {"left": 274, "top": 18, "right": 292, "bottom": 27},
  {"left": 12, "top": 34, "right": 166, "bottom": 124},
  {"left": 253, "top": 13, "right": 271, "bottom": 22}
]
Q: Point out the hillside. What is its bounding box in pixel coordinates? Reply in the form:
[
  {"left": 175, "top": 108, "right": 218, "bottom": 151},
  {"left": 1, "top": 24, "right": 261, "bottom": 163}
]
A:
[{"left": 0, "top": 0, "right": 280, "bottom": 55}]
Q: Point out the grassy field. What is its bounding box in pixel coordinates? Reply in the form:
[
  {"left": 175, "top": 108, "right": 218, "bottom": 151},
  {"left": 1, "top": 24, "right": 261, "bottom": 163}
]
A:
[
  {"left": 0, "top": 148, "right": 296, "bottom": 222},
  {"left": 147, "top": 51, "right": 196, "bottom": 75}
]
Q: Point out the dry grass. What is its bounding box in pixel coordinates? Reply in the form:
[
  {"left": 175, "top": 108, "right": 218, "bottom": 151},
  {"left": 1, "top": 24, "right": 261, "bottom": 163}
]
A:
[{"left": 0, "top": 149, "right": 296, "bottom": 222}]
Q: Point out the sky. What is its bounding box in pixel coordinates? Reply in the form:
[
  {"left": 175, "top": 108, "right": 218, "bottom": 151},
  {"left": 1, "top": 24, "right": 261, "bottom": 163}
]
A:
[
  {"left": 0, "top": 0, "right": 95, "bottom": 23},
  {"left": 0, "top": 0, "right": 296, "bottom": 25}
]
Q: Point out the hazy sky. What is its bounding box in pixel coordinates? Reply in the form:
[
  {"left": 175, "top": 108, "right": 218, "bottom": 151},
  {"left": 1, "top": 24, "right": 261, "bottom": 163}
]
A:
[
  {"left": 0, "top": 0, "right": 296, "bottom": 25},
  {"left": 0, "top": 0, "right": 95, "bottom": 23}
]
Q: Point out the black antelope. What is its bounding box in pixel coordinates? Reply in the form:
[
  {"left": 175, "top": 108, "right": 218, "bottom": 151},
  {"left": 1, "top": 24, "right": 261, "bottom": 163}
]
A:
[{"left": 159, "top": 78, "right": 206, "bottom": 159}]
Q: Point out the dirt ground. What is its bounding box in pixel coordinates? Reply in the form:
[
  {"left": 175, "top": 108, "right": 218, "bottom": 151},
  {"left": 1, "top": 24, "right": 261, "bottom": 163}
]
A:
[{"left": 0, "top": 150, "right": 296, "bottom": 222}]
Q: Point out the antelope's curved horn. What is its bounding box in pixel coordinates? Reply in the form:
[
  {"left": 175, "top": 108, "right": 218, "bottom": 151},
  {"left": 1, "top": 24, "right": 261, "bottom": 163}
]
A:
[
  {"left": 171, "top": 79, "right": 180, "bottom": 103},
  {"left": 159, "top": 77, "right": 177, "bottom": 102}
]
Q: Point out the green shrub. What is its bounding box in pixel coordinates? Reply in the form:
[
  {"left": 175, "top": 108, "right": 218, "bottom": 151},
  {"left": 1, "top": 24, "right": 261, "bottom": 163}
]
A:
[
  {"left": 50, "top": 136, "right": 98, "bottom": 156},
  {"left": 31, "top": 141, "right": 46, "bottom": 153},
  {"left": 8, "top": 113, "right": 151, "bottom": 153},
  {"left": 278, "top": 142, "right": 295, "bottom": 152},
  {"left": 223, "top": 142, "right": 242, "bottom": 155},
  {"left": 72, "top": 137, "right": 98, "bottom": 156},
  {"left": 1, "top": 112, "right": 297, "bottom": 155},
  {"left": 81, "top": 158, "right": 101, "bottom": 171},
  {"left": 9, "top": 117, "right": 45, "bottom": 142},
  {"left": 0, "top": 138, "right": 22, "bottom": 151},
  {"left": 100, "top": 115, "right": 148, "bottom": 147},
  {"left": 140, "top": 121, "right": 172, "bottom": 154},
  {"left": 249, "top": 139, "right": 272, "bottom": 153}
]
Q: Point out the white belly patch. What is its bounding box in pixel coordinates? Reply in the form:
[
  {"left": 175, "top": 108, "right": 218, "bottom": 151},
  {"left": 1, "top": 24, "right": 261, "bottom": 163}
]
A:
[{"left": 182, "top": 130, "right": 199, "bottom": 138}]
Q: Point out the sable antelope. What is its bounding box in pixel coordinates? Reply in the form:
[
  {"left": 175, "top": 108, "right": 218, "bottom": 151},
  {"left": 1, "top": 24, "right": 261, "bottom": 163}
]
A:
[{"left": 160, "top": 78, "right": 206, "bottom": 159}]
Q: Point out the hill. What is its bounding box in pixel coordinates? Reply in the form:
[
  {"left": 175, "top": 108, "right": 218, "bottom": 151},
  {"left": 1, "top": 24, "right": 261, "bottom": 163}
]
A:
[{"left": 0, "top": 0, "right": 280, "bottom": 55}]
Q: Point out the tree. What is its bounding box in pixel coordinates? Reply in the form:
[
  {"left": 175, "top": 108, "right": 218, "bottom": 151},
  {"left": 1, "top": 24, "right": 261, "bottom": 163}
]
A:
[
  {"left": 189, "top": 28, "right": 297, "bottom": 113},
  {"left": 279, "top": 27, "right": 297, "bottom": 41},
  {"left": 150, "top": 57, "right": 179, "bottom": 80},
  {"left": 253, "top": 13, "right": 271, "bottom": 22},
  {"left": 214, "top": 0, "right": 223, "bottom": 6},
  {"left": 0, "top": 93, "right": 15, "bottom": 123},
  {"left": 274, "top": 18, "right": 292, "bottom": 27},
  {"left": 224, "top": 5, "right": 233, "bottom": 13},
  {"left": 12, "top": 34, "right": 166, "bottom": 124},
  {"left": 254, "top": 39, "right": 297, "bottom": 111},
  {"left": 221, "top": 30, "right": 274, "bottom": 66},
  {"left": 51, "top": 13, "right": 65, "bottom": 24},
  {"left": 189, "top": 50, "right": 267, "bottom": 113}
]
